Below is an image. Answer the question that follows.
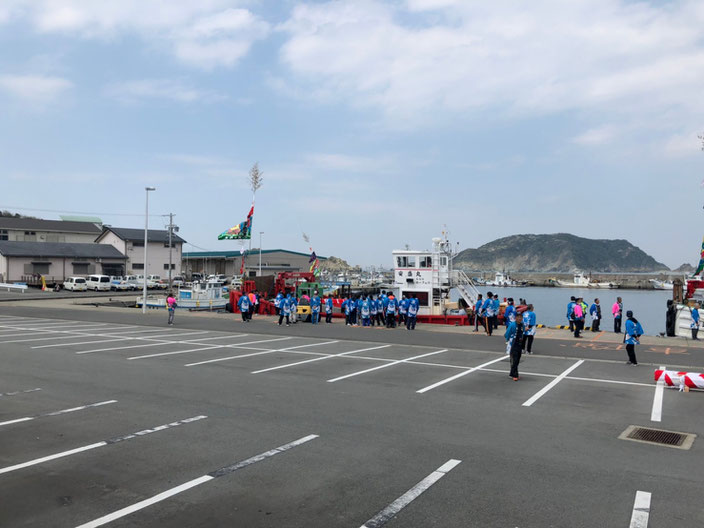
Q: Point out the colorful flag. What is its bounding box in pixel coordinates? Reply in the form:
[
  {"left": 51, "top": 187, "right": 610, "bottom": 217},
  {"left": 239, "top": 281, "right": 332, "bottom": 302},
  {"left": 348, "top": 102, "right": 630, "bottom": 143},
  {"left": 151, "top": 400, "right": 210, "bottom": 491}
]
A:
[
  {"left": 693, "top": 236, "right": 704, "bottom": 277},
  {"left": 218, "top": 205, "right": 253, "bottom": 240},
  {"left": 309, "top": 251, "right": 320, "bottom": 276}
]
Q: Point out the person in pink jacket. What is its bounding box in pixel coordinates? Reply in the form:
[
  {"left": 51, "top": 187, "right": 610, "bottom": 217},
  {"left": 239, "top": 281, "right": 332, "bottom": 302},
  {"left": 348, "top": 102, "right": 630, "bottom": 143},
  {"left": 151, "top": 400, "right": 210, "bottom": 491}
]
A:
[
  {"left": 612, "top": 297, "right": 623, "bottom": 333},
  {"left": 573, "top": 298, "right": 584, "bottom": 338}
]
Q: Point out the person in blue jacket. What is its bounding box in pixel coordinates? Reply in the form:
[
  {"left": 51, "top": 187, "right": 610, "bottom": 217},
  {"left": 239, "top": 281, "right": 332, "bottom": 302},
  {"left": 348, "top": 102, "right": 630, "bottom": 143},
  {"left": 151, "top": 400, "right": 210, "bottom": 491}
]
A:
[
  {"left": 473, "top": 294, "right": 484, "bottom": 333},
  {"left": 406, "top": 294, "right": 419, "bottom": 330},
  {"left": 482, "top": 293, "right": 495, "bottom": 336},
  {"left": 237, "top": 293, "right": 251, "bottom": 322},
  {"left": 492, "top": 295, "right": 500, "bottom": 330},
  {"left": 566, "top": 296, "right": 576, "bottom": 331},
  {"left": 624, "top": 310, "right": 644, "bottom": 365},
  {"left": 274, "top": 292, "right": 283, "bottom": 316},
  {"left": 398, "top": 295, "right": 408, "bottom": 327},
  {"left": 504, "top": 298, "right": 516, "bottom": 326},
  {"left": 691, "top": 303, "right": 700, "bottom": 340},
  {"left": 343, "top": 296, "right": 353, "bottom": 326},
  {"left": 370, "top": 295, "right": 378, "bottom": 326},
  {"left": 278, "top": 294, "right": 291, "bottom": 326},
  {"left": 386, "top": 295, "right": 397, "bottom": 328},
  {"left": 509, "top": 313, "right": 525, "bottom": 381},
  {"left": 324, "top": 295, "right": 333, "bottom": 323},
  {"left": 290, "top": 295, "right": 298, "bottom": 324},
  {"left": 310, "top": 291, "right": 321, "bottom": 324},
  {"left": 522, "top": 304, "right": 536, "bottom": 354},
  {"left": 589, "top": 298, "right": 601, "bottom": 332},
  {"left": 360, "top": 296, "right": 371, "bottom": 326},
  {"left": 504, "top": 316, "right": 517, "bottom": 355}
]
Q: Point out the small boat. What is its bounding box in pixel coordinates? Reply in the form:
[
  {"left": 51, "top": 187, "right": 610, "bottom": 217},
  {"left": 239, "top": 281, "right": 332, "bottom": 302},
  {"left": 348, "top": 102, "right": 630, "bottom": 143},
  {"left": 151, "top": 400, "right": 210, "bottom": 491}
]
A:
[
  {"left": 649, "top": 279, "right": 674, "bottom": 290},
  {"left": 555, "top": 272, "right": 591, "bottom": 288},
  {"left": 136, "top": 279, "right": 229, "bottom": 310}
]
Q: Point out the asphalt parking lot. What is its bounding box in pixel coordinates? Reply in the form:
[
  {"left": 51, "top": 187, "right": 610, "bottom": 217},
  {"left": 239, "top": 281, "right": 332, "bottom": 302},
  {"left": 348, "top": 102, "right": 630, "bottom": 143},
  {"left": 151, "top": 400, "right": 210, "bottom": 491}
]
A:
[{"left": 0, "top": 306, "right": 702, "bottom": 527}]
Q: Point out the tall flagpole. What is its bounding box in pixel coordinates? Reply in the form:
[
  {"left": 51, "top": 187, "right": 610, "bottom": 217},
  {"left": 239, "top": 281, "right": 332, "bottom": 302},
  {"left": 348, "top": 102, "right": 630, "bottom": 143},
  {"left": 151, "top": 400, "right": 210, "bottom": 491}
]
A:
[{"left": 245, "top": 163, "right": 263, "bottom": 279}]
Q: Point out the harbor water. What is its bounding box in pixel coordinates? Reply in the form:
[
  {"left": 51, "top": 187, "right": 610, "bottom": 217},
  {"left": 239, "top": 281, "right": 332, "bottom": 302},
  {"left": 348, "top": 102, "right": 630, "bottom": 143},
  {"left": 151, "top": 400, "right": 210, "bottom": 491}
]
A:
[{"left": 453, "top": 286, "right": 672, "bottom": 336}]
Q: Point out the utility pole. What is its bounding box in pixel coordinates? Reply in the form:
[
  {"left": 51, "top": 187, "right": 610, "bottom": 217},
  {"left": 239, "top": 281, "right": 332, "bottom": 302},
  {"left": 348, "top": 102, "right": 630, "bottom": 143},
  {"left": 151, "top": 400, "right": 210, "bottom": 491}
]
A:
[{"left": 168, "top": 213, "right": 174, "bottom": 291}]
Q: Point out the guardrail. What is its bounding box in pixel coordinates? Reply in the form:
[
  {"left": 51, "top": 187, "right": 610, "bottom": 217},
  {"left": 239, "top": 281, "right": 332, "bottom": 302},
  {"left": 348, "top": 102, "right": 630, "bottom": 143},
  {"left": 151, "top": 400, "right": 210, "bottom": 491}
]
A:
[{"left": 0, "top": 283, "right": 29, "bottom": 293}]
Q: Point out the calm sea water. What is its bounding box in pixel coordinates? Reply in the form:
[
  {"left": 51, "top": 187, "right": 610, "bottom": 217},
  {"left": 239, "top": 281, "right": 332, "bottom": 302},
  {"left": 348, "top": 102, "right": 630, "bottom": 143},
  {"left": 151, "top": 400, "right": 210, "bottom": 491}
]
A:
[{"left": 452, "top": 286, "right": 672, "bottom": 336}]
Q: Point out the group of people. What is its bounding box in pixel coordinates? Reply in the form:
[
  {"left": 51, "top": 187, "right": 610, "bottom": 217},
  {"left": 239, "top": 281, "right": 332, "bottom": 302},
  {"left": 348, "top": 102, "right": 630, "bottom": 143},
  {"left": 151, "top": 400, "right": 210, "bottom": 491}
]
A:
[
  {"left": 237, "top": 291, "right": 262, "bottom": 322},
  {"left": 340, "top": 291, "right": 420, "bottom": 330}
]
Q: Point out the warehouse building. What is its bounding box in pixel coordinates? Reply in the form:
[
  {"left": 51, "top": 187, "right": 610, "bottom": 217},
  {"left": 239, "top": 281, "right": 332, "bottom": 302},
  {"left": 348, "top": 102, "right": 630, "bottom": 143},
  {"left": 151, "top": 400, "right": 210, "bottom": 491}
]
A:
[
  {"left": 182, "top": 249, "right": 326, "bottom": 278},
  {"left": 0, "top": 217, "right": 102, "bottom": 244}
]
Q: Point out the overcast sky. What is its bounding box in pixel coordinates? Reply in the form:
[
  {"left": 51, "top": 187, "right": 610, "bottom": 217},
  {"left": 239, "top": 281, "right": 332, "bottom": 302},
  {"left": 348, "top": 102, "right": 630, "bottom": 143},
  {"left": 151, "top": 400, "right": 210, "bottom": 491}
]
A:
[{"left": 1, "top": 0, "right": 703, "bottom": 269}]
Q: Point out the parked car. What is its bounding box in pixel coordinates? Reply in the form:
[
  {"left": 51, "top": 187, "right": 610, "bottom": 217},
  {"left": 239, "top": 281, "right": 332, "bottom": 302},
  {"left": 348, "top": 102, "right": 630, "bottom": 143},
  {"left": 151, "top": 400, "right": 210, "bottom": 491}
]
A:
[
  {"left": 147, "top": 274, "right": 167, "bottom": 289},
  {"left": 135, "top": 274, "right": 157, "bottom": 289},
  {"left": 172, "top": 276, "right": 185, "bottom": 287},
  {"left": 109, "top": 276, "right": 131, "bottom": 291},
  {"left": 124, "top": 275, "right": 140, "bottom": 290},
  {"left": 191, "top": 273, "right": 203, "bottom": 282},
  {"left": 86, "top": 274, "right": 111, "bottom": 291},
  {"left": 64, "top": 277, "right": 87, "bottom": 292}
]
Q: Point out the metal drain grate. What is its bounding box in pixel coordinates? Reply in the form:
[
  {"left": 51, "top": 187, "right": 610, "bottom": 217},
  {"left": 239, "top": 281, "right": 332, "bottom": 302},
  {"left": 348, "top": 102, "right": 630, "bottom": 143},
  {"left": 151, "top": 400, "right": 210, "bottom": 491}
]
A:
[{"left": 619, "top": 425, "right": 696, "bottom": 450}]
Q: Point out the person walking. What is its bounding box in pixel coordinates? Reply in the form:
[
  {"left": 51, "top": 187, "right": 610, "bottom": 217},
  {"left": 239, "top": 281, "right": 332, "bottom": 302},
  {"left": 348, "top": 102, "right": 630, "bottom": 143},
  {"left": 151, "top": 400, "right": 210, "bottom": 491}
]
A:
[
  {"left": 522, "top": 304, "right": 536, "bottom": 354},
  {"left": 624, "top": 310, "right": 644, "bottom": 365},
  {"left": 589, "top": 298, "right": 601, "bottom": 332},
  {"left": 691, "top": 303, "right": 700, "bottom": 340},
  {"left": 324, "top": 295, "right": 333, "bottom": 323},
  {"left": 166, "top": 292, "right": 177, "bottom": 326},
  {"left": 567, "top": 296, "right": 576, "bottom": 332},
  {"left": 573, "top": 299, "right": 584, "bottom": 338},
  {"left": 509, "top": 314, "right": 525, "bottom": 381},
  {"left": 613, "top": 297, "right": 623, "bottom": 333},
  {"left": 504, "top": 315, "right": 517, "bottom": 355},
  {"left": 238, "top": 292, "right": 251, "bottom": 322},
  {"left": 473, "top": 294, "right": 483, "bottom": 332}
]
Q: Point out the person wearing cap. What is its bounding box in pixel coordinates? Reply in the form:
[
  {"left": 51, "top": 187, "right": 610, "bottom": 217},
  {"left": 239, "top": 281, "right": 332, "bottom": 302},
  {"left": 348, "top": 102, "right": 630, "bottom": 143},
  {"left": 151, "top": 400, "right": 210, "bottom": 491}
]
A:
[{"left": 624, "top": 310, "right": 644, "bottom": 365}]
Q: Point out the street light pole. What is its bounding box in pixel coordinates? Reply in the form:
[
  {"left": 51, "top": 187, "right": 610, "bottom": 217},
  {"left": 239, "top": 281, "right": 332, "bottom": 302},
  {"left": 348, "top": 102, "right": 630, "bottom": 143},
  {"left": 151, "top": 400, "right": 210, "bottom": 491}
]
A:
[
  {"left": 142, "top": 186, "right": 156, "bottom": 314},
  {"left": 259, "top": 231, "right": 263, "bottom": 277}
]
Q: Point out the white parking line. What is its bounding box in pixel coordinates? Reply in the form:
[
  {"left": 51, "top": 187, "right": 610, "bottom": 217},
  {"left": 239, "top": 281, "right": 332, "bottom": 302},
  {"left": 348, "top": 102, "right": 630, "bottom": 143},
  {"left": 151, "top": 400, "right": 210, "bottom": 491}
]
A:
[
  {"left": 359, "top": 459, "right": 461, "bottom": 528},
  {"left": 651, "top": 365, "right": 666, "bottom": 422},
  {"left": 416, "top": 355, "right": 508, "bottom": 393},
  {"left": 329, "top": 349, "right": 448, "bottom": 383},
  {"left": 252, "top": 345, "right": 392, "bottom": 374},
  {"left": 629, "top": 490, "right": 651, "bottom": 528},
  {"left": 0, "top": 415, "right": 206, "bottom": 476},
  {"left": 73, "top": 332, "right": 211, "bottom": 354},
  {"left": 0, "top": 326, "right": 146, "bottom": 344},
  {"left": 0, "top": 387, "right": 42, "bottom": 397},
  {"left": 74, "top": 433, "right": 319, "bottom": 528},
  {"left": 127, "top": 336, "right": 289, "bottom": 360},
  {"left": 0, "top": 400, "right": 117, "bottom": 427},
  {"left": 522, "top": 360, "right": 584, "bottom": 407},
  {"left": 185, "top": 340, "right": 338, "bottom": 367}
]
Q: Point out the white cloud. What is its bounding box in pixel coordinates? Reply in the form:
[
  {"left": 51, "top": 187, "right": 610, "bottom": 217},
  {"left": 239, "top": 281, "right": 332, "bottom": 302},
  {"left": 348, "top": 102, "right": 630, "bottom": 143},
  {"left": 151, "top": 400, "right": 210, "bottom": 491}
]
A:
[
  {"left": 278, "top": 0, "right": 704, "bottom": 143},
  {"left": 105, "top": 79, "right": 223, "bottom": 103},
  {"left": 8, "top": 1, "right": 269, "bottom": 69},
  {"left": 305, "top": 153, "right": 394, "bottom": 173},
  {"left": 0, "top": 74, "right": 72, "bottom": 102},
  {"left": 572, "top": 125, "right": 617, "bottom": 146}
]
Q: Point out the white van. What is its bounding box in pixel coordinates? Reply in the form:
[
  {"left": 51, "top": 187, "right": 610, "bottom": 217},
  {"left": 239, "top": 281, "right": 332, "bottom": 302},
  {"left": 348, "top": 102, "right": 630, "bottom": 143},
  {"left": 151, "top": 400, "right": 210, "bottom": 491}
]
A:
[
  {"left": 64, "top": 277, "right": 87, "bottom": 291},
  {"left": 86, "top": 274, "right": 111, "bottom": 291}
]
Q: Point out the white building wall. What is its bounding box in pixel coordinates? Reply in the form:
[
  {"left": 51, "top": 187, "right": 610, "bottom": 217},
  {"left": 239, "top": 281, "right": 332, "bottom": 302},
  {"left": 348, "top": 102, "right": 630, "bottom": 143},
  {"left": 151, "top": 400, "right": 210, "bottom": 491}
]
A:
[
  {"left": 7, "top": 229, "right": 97, "bottom": 243},
  {"left": 0, "top": 255, "right": 7, "bottom": 282},
  {"left": 98, "top": 232, "right": 181, "bottom": 276}
]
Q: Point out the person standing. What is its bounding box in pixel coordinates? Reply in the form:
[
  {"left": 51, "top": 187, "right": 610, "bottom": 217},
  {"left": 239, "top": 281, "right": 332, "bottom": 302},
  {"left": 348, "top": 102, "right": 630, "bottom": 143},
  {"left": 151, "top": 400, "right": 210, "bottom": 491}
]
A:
[
  {"left": 483, "top": 293, "right": 495, "bottom": 336},
  {"left": 406, "top": 294, "right": 419, "bottom": 330},
  {"left": 324, "top": 295, "right": 333, "bottom": 323},
  {"left": 377, "top": 295, "right": 386, "bottom": 327},
  {"left": 613, "top": 297, "right": 623, "bottom": 333},
  {"left": 274, "top": 292, "right": 283, "bottom": 316},
  {"left": 166, "top": 292, "right": 177, "bottom": 326},
  {"left": 509, "top": 314, "right": 525, "bottom": 381},
  {"left": 624, "top": 310, "right": 644, "bottom": 365},
  {"left": 290, "top": 295, "right": 298, "bottom": 324},
  {"left": 386, "top": 295, "right": 397, "bottom": 328},
  {"left": 310, "top": 291, "right": 321, "bottom": 324},
  {"left": 474, "top": 294, "right": 483, "bottom": 332},
  {"left": 398, "top": 295, "right": 408, "bottom": 328},
  {"left": 492, "top": 295, "right": 500, "bottom": 329},
  {"left": 278, "top": 294, "right": 291, "bottom": 326},
  {"left": 370, "top": 295, "right": 378, "bottom": 326},
  {"left": 567, "top": 296, "right": 576, "bottom": 332},
  {"left": 589, "top": 298, "right": 601, "bottom": 332},
  {"left": 522, "top": 304, "right": 536, "bottom": 354},
  {"left": 361, "top": 296, "right": 371, "bottom": 327},
  {"left": 504, "top": 298, "right": 516, "bottom": 325},
  {"left": 691, "top": 303, "right": 700, "bottom": 340},
  {"left": 573, "top": 299, "right": 584, "bottom": 338},
  {"left": 238, "top": 292, "right": 250, "bottom": 322}
]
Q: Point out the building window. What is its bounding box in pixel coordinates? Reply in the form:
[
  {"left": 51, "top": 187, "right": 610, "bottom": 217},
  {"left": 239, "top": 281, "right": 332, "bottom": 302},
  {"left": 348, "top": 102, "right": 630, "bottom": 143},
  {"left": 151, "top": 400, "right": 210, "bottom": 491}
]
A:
[
  {"left": 419, "top": 256, "right": 432, "bottom": 268},
  {"left": 440, "top": 257, "right": 448, "bottom": 266},
  {"left": 132, "top": 241, "right": 144, "bottom": 247},
  {"left": 73, "top": 263, "right": 89, "bottom": 274},
  {"left": 32, "top": 263, "right": 50, "bottom": 275},
  {"left": 133, "top": 263, "right": 144, "bottom": 270},
  {"left": 0, "top": 230, "right": 7, "bottom": 240},
  {"left": 163, "top": 263, "right": 175, "bottom": 270}
]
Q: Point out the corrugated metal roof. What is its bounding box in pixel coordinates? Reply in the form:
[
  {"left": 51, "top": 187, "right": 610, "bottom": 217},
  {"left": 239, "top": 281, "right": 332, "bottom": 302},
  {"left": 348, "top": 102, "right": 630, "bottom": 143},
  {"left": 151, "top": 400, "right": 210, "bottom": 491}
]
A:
[
  {"left": 0, "top": 217, "right": 102, "bottom": 233},
  {"left": 0, "top": 241, "right": 127, "bottom": 259},
  {"left": 182, "top": 249, "right": 326, "bottom": 259},
  {"left": 97, "top": 227, "right": 186, "bottom": 244}
]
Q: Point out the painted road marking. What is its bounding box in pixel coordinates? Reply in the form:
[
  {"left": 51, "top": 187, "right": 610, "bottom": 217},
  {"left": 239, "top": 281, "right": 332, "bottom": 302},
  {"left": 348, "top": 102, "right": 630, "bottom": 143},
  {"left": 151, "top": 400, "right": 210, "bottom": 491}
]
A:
[
  {"left": 19, "top": 327, "right": 173, "bottom": 347},
  {"left": 329, "top": 349, "right": 448, "bottom": 383},
  {"left": 252, "top": 344, "right": 392, "bottom": 374},
  {"left": 359, "top": 459, "right": 461, "bottom": 528},
  {"left": 72, "top": 332, "right": 211, "bottom": 354},
  {"left": 416, "top": 355, "right": 508, "bottom": 393},
  {"left": 185, "top": 340, "right": 339, "bottom": 367},
  {"left": 522, "top": 360, "right": 584, "bottom": 407},
  {"left": 32, "top": 330, "right": 204, "bottom": 350},
  {"left": 74, "top": 433, "right": 319, "bottom": 528},
  {"left": 629, "top": 490, "right": 651, "bottom": 528},
  {"left": 651, "top": 365, "right": 666, "bottom": 422},
  {"left": 0, "top": 400, "right": 117, "bottom": 427},
  {"left": 0, "top": 416, "right": 207, "bottom": 476},
  {"left": 0, "top": 388, "right": 42, "bottom": 397},
  {"left": 0, "top": 327, "right": 147, "bottom": 344},
  {"left": 127, "top": 336, "right": 290, "bottom": 360}
]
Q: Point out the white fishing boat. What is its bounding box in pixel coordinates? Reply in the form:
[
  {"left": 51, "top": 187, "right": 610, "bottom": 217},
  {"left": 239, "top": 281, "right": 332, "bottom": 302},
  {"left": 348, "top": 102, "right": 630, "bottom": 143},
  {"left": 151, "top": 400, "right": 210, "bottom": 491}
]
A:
[
  {"left": 555, "top": 272, "right": 591, "bottom": 288},
  {"left": 485, "top": 271, "right": 523, "bottom": 287},
  {"left": 650, "top": 279, "right": 674, "bottom": 290},
  {"left": 136, "top": 279, "right": 229, "bottom": 310}
]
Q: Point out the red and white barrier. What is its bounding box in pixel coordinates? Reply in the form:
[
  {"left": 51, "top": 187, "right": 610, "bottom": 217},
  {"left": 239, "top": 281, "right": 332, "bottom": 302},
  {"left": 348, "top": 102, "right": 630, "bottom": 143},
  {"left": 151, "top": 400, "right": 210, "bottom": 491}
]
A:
[{"left": 654, "top": 369, "right": 704, "bottom": 390}]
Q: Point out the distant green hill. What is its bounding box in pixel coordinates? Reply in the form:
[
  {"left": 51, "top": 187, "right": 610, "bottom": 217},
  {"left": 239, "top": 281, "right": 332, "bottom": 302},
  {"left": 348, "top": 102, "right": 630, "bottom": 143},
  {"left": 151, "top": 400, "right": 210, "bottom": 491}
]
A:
[{"left": 455, "top": 233, "right": 669, "bottom": 272}]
